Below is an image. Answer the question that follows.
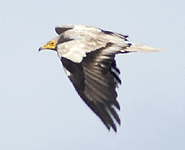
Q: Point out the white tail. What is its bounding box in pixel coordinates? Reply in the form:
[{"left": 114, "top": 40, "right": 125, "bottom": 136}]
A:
[{"left": 123, "top": 44, "right": 164, "bottom": 53}]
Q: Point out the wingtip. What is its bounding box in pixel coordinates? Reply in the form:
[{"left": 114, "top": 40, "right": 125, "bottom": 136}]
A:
[
  {"left": 55, "top": 26, "right": 73, "bottom": 35},
  {"left": 112, "top": 124, "right": 118, "bottom": 132},
  {"left": 55, "top": 26, "right": 60, "bottom": 35}
]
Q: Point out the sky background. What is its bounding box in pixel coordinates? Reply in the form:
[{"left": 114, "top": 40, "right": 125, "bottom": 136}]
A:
[{"left": 0, "top": 0, "right": 185, "bottom": 150}]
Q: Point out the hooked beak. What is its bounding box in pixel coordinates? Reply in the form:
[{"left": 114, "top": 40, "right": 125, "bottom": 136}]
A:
[
  {"left": 38, "top": 47, "right": 43, "bottom": 51},
  {"left": 38, "top": 36, "right": 59, "bottom": 52},
  {"left": 38, "top": 42, "right": 57, "bottom": 52}
]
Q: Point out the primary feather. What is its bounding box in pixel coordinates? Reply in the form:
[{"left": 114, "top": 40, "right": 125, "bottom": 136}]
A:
[{"left": 39, "top": 24, "right": 163, "bottom": 132}]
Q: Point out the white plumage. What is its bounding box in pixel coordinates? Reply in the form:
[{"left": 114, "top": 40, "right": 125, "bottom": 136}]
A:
[{"left": 39, "top": 25, "right": 163, "bottom": 132}]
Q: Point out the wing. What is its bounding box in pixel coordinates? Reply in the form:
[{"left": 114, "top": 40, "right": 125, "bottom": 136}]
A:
[
  {"left": 61, "top": 43, "right": 122, "bottom": 132},
  {"left": 55, "top": 26, "right": 73, "bottom": 35}
]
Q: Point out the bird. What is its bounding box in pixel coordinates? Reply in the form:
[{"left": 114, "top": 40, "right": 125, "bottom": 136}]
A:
[{"left": 39, "top": 25, "right": 163, "bottom": 132}]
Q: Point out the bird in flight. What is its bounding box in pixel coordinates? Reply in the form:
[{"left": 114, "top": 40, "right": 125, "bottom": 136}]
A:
[{"left": 39, "top": 25, "right": 163, "bottom": 132}]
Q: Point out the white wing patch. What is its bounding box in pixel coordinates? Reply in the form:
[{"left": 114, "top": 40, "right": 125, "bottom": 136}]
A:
[
  {"left": 58, "top": 43, "right": 87, "bottom": 62},
  {"left": 57, "top": 39, "right": 107, "bottom": 63},
  {"left": 56, "top": 25, "right": 131, "bottom": 63}
]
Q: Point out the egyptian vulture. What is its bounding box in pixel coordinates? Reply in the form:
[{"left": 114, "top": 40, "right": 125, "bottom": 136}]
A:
[{"left": 39, "top": 25, "right": 162, "bottom": 132}]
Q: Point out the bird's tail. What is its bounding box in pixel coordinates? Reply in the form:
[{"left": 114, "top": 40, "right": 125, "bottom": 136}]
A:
[{"left": 121, "top": 43, "right": 164, "bottom": 53}]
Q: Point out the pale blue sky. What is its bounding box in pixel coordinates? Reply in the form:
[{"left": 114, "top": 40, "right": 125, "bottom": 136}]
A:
[{"left": 0, "top": 0, "right": 185, "bottom": 150}]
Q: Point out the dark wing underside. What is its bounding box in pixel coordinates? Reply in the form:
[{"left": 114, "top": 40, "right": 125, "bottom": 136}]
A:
[{"left": 61, "top": 44, "right": 122, "bottom": 132}]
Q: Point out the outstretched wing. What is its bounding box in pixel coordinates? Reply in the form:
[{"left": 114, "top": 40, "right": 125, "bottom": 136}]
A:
[
  {"left": 61, "top": 43, "right": 122, "bottom": 132},
  {"left": 39, "top": 24, "right": 163, "bottom": 132}
]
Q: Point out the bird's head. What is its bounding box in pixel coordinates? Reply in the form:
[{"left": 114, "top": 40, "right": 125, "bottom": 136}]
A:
[{"left": 38, "top": 36, "right": 60, "bottom": 51}]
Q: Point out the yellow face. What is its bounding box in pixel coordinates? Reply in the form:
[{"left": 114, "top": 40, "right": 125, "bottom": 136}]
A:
[{"left": 42, "top": 40, "right": 57, "bottom": 50}]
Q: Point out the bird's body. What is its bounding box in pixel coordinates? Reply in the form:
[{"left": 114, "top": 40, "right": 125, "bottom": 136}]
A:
[{"left": 39, "top": 25, "right": 163, "bottom": 132}]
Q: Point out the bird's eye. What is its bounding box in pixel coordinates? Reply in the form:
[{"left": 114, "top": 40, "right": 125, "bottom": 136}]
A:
[{"left": 51, "top": 42, "right": 54, "bottom": 45}]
